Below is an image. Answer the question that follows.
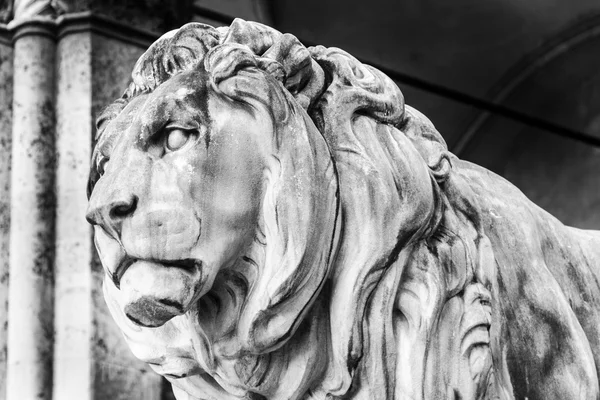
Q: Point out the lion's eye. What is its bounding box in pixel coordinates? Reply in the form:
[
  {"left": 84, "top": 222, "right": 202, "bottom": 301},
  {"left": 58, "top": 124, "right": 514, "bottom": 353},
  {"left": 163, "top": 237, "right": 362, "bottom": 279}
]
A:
[
  {"left": 165, "top": 128, "right": 189, "bottom": 151},
  {"left": 97, "top": 156, "right": 109, "bottom": 176}
]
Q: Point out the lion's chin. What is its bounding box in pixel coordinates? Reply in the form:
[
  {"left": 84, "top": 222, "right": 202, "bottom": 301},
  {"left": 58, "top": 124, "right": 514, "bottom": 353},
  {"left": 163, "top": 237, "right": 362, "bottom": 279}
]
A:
[{"left": 119, "top": 260, "right": 202, "bottom": 328}]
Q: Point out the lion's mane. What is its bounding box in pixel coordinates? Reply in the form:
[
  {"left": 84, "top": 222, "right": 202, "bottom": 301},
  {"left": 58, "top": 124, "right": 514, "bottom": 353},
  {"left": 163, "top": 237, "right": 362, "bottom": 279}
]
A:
[{"left": 94, "top": 19, "right": 498, "bottom": 399}]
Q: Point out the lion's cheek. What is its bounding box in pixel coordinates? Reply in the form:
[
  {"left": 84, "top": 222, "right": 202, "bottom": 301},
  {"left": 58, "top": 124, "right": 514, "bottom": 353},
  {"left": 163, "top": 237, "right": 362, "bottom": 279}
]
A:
[{"left": 119, "top": 260, "right": 203, "bottom": 327}]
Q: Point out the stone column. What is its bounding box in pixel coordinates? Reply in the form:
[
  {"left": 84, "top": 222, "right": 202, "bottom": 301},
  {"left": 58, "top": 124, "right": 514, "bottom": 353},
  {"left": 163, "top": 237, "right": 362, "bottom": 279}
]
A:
[
  {"left": 52, "top": 23, "right": 93, "bottom": 399},
  {"left": 53, "top": 12, "right": 165, "bottom": 400},
  {"left": 0, "top": 22, "right": 14, "bottom": 400},
  {"left": 4, "top": 3, "right": 196, "bottom": 399},
  {"left": 5, "top": 17, "right": 56, "bottom": 400}
]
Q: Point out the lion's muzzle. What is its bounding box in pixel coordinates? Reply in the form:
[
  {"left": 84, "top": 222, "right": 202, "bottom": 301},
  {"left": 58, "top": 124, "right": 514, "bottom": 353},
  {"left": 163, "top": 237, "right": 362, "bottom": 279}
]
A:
[
  {"left": 122, "top": 208, "right": 201, "bottom": 260},
  {"left": 120, "top": 259, "right": 203, "bottom": 327}
]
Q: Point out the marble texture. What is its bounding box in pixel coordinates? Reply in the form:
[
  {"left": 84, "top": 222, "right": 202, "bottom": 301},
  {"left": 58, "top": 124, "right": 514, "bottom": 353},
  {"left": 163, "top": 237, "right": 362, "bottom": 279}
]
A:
[{"left": 87, "top": 20, "right": 600, "bottom": 399}]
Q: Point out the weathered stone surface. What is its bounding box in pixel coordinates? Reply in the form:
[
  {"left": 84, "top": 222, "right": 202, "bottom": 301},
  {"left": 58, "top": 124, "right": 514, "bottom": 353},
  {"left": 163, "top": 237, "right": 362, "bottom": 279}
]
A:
[
  {"left": 53, "top": 30, "right": 94, "bottom": 400},
  {"left": 0, "top": 35, "right": 13, "bottom": 400},
  {"left": 7, "top": 29, "right": 56, "bottom": 400},
  {"left": 87, "top": 20, "right": 600, "bottom": 399},
  {"left": 6, "top": 0, "right": 190, "bottom": 32},
  {"left": 91, "top": 34, "right": 147, "bottom": 127},
  {"left": 12, "top": 0, "right": 64, "bottom": 21}
]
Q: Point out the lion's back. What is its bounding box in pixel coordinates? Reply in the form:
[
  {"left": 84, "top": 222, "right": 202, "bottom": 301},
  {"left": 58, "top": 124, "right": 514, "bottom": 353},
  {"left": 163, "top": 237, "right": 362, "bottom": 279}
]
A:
[{"left": 454, "top": 158, "right": 600, "bottom": 398}]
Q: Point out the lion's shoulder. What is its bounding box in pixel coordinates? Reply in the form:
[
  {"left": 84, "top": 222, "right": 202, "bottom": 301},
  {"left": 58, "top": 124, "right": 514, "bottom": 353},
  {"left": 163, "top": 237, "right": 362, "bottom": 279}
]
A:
[{"left": 435, "top": 159, "right": 600, "bottom": 398}]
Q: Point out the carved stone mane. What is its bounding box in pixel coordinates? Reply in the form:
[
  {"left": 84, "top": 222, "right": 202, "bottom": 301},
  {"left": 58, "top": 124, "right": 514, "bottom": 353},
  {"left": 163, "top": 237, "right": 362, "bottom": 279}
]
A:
[{"left": 86, "top": 19, "right": 600, "bottom": 400}]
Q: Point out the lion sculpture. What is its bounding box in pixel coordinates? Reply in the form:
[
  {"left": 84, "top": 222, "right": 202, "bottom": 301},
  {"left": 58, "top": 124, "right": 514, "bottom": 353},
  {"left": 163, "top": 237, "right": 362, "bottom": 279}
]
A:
[{"left": 86, "top": 19, "right": 600, "bottom": 400}]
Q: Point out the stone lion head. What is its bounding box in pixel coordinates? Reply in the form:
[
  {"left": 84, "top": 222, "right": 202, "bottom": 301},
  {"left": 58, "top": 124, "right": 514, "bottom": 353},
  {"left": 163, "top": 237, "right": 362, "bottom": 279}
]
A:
[{"left": 87, "top": 19, "right": 456, "bottom": 399}]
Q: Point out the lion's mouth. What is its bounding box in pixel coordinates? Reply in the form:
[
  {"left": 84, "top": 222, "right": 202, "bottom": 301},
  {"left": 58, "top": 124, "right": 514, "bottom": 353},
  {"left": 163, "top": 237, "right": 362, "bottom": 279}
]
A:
[{"left": 116, "top": 258, "right": 203, "bottom": 328}]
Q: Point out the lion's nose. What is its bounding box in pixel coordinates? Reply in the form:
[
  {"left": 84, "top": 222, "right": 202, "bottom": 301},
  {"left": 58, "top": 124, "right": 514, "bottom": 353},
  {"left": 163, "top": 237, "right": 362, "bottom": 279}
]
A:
[
  {"left": 86, "top": 193, "right": 138, "bottom": 236},
  {"left": 109, "top": 197, "right": 138, "bottom": 219}
]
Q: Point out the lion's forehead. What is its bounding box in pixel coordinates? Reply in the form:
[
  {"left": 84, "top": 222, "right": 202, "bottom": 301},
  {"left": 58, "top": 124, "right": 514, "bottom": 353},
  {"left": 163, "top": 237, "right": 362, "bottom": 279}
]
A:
[
  {"left": 97, "top": 77, "right": 212, "bottom": 160},
  {"left": 96, "top": 95, "right": 148, "bottom": 157}
]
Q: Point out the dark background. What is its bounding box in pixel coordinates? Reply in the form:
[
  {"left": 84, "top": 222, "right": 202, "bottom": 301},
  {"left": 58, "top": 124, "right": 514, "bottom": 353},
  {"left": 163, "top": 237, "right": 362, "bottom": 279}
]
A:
[{"left": 193, "top": 0, "right": 600, "bottom": 229}]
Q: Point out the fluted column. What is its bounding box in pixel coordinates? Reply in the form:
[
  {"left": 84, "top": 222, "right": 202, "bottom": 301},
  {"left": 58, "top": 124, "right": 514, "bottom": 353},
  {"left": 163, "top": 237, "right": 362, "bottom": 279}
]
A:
[{"left": 5, "top": 17, "right": 56, "bottom": 400}]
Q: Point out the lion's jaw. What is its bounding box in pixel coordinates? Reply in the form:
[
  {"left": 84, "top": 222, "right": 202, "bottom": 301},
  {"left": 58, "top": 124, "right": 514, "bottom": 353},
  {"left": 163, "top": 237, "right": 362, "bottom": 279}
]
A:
[{"left": 94, "top": 227, "right": 206, "bottom": 328}]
